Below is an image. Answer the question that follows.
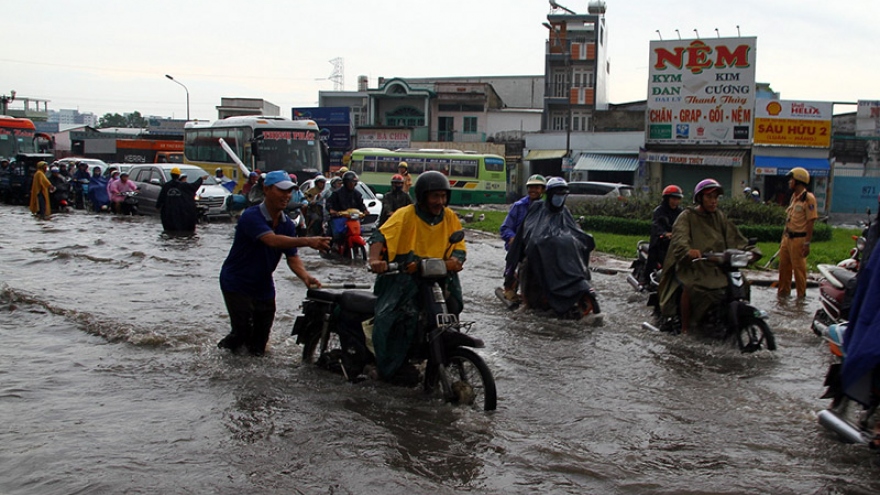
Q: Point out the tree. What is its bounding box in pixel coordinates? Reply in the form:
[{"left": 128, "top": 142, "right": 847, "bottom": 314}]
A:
[{"left": 98, "top": 111, "right": 148, "bottom": 129}]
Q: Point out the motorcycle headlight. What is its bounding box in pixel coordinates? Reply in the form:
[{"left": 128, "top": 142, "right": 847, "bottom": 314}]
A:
[
  {"left": 857, "top": 236, "right": 867, "bottom": 252},
  {"left": 419, "top": 258, "right": 448, "bottom": 278},
  {"left": 729, "top": 252, "right": 751, "bottom": 268}
]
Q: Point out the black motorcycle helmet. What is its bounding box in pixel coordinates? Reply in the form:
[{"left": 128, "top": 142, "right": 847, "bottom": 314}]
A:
[
  {"left": 342, "top": 171, "right": 358, "bottom": 185},
  {"left": 414, "top": 171, "right": 451, "bottom": 205}
]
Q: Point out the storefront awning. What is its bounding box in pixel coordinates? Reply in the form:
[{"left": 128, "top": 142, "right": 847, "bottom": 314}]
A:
[
  {"left": 524, "top": 149, "right": 567, "bottom": 160},
  {"left": 754, "top": 156, "right": 830, "bottom": 177},
  {"left": 574, "top": 153, "right": 639, "bottom": 172},
  {"left": 644, "top": 150, "right": 746, "bottom": 167}
]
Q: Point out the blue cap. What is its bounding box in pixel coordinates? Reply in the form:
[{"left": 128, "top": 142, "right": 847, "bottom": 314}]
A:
[{"left": 264, "top": 170, "right": 295, "bottom": 190}]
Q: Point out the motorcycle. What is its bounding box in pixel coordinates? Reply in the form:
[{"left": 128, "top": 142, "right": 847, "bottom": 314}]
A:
[
  {"left": 811, "top": 263, "right": 859, "bottom": 335},
  {"left": 627, "top": 240, "right": 660, "bottom": 293},
  {"left": 815, "top": 321, "right": 877, "bottom": 445},
  {"left": 645, "top": 248, "right": 777, "bottom": 353},
  {"left": 323, "top": 208, "right": 367, "bottom": 261},
  {"left": 49, "top": 176, "right": 72, "bottom": 213},
  {"left": 838, "top": 208, "right": 873, "bottom": 272},
  {"left": 810, "top": 210, "right": 875, "bottom": 334},
  {"left": 291, "top": 231, "right": 498, "bottom": 411},
  {"left": 117, "top": 191, "right": 139, "bottom": 216}
]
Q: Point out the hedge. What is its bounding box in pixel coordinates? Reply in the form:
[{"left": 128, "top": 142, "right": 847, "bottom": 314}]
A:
[{"left": 576, "top": 215, "right": 831, "bottom": 243}]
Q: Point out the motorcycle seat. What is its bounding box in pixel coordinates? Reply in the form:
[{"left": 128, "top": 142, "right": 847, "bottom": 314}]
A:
[
  {"left": 339, "top": 290, "right": 377, "bottom": 315},
  {"left": 829, "top": 267, "right": 858, "bottom": 292},
  {"left": 306, "top": 288, "right": 343, "bottom": 304}
]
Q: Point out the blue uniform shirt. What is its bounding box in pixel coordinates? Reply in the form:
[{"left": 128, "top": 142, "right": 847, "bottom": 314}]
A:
[{"left": 219, "top": 203, "right": 298, "bottom": 300}]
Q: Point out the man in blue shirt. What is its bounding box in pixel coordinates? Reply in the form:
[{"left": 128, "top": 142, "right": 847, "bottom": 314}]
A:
[
  {"left": 218, "top": 170, "right": 330, "bottom": 356},
  {"left": 499, "top": 174, "right": 546, "bottom": 301}
]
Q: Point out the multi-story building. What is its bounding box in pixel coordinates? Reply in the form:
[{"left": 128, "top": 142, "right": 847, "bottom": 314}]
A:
[
  {"left": 542, "top": 1, "right": 610, "bottom": 136},
  {"left": 48, "top": 109, "right": 98, "bottom": 127}
]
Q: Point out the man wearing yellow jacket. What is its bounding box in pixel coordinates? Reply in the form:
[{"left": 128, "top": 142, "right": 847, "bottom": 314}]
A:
[{"left": 368, "top": 171, "right": 466, "bottom": 380}]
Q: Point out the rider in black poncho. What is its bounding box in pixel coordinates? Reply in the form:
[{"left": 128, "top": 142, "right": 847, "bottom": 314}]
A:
[
  {"left": 506, "top": 177, "right": 598, "bottom": 317},
  {"left": 156, "top": 167, "right": 204, "bottom": 234}
]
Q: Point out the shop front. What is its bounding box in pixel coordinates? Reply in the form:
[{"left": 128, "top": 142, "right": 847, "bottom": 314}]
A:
[
  {"left": 644, "top": 149, "right": 749, "bottom": 200},
  {"left": 754, "top": 155, "right": 830, "bottom": 210}
]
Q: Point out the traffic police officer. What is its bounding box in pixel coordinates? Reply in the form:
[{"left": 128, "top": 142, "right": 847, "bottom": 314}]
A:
[{"left": 777, "top": 167, "right": 818, "bottom": 299}]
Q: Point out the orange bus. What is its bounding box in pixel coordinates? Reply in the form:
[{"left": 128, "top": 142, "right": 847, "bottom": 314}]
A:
[{"left": 0, "top": 116, "right": 40, "bottom": 160}]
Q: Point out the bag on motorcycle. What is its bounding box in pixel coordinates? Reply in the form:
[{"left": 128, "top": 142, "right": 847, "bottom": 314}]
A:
[{"left": 330, "top": 217, "right": 348, "bottom": 236}]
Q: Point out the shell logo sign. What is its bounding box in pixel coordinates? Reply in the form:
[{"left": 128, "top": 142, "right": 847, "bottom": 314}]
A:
[
  {"left": 765, "top": 101, "right": 783, "bottom": 116},
  {"left": 753, "top": 100, "right": 832, "bottom": 148}
]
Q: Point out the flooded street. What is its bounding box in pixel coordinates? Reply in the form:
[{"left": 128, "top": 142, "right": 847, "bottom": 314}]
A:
[{"left": 1, "top": 206, "right": 878, "bottom": 495}]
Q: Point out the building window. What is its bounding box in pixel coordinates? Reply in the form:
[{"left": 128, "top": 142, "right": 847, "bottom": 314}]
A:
[
  {"left": 572, "top": 111, "right": 591, "bottom": 132},
  {"left": 463, "top": 116, "right": 478, "bottom": 134},
  {"left": 438, "top": 116, "right": 454, "bottom": 141},
  {"left": 550, "top": 112, "right": 567, "bottom": 131},
  {"left": 439, "top": 103, "right": 484, "bottom": 112},
  {"left": 551, "top": 70, "right": 568, "bottom": 98},
  {"left": 572, "top": 69, "right": 594, "bottom": 88},
  {"left": 386, "top": 106, "right": 424, "bottom": 127}
]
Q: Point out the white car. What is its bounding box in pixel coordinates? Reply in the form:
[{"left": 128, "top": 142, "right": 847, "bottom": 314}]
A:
[{"left": 127, "top": 164, "right": 231, "bottom": 217}]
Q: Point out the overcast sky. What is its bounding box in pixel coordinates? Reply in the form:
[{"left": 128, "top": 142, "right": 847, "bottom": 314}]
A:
[{"left": 4, "top": 0, "right": 877, "bottom": 120}]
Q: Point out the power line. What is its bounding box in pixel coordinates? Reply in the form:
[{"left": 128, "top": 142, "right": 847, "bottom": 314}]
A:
[{"left": 0, "top": 58, "right": 320, "bottom": 82}]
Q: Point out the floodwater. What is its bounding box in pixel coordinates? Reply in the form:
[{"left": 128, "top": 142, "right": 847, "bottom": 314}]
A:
[{"left": 1, "top": 206, "right": 878, "bottom": 495}]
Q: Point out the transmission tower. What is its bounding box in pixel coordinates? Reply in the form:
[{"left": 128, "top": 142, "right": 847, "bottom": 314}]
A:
[{"left": 328, "top": 57, "right": 344, "bottom": 91}]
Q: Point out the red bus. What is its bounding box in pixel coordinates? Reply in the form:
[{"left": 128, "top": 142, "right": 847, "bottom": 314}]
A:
[{"left": 0, "top": 116, "right": 40, "bottom": 161}]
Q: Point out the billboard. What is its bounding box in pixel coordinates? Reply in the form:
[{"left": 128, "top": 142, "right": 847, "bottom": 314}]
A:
[
  {"left": 291, "top": 107, "right": 352, "bottom": 149},
  {"left": 646, "top": 37, "right": 757, "bottom": 145},
  {"left": 753, "top": 100, "right": 832, "bottom": 147},
  {"left": 857, "top": 100, "right": 880, "bottom": 135},
  {"left": 356, "top": 129, "right": 411, "bottom": 150}
]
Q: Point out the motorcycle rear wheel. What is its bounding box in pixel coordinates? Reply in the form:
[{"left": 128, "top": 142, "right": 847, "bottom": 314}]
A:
[
  {"left": 301, "top": 327, "right": 340, "bottom": 365},
  {"left": 438, "top": 347, "right": 497, "bottom": 411},
  {"left": 736, "top": 318, "right": 777, "bottom": 353}
]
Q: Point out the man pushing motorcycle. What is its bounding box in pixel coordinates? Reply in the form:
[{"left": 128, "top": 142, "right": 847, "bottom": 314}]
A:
[
  {"left": 657, "top": 179, "right": 757, "bottom": 335},
  {"left": 368, "top": 171, "right": 466, "bottom": 381}
]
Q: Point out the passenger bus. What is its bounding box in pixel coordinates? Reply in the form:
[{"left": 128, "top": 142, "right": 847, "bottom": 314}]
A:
[
  {"left": 0, "top": 116, "right": 41, "bottom": 161},
  {"left": 0, "top": 116, "right": 54, "bottom": 203},
  {"left": 183, "top": 116, "right": 326, "bottom": 189},
  {"left": 349, "top": 148, "right": 507, "bottom": 205}
]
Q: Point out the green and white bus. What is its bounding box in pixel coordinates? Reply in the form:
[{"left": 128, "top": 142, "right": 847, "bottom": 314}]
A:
[
  {"left": 349, "top": 148, "right": 507, "bottom": 205},
  {"left": 184, "top": 116, "right": 325, "bottom": 190}
]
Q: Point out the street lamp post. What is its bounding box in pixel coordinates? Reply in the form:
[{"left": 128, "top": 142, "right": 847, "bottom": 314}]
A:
[{"left": 164, "top": 74, "right": 190, "bottom": 120}]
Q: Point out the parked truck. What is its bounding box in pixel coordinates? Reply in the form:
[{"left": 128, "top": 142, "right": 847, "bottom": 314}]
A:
[{"left": 115, "top": 139, "right": 183, "bottom": 164}]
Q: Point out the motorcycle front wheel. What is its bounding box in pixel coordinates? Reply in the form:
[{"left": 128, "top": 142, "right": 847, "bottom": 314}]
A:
[
  {"left": 736, "top": 318, "right": 777, "bottom": 353},
  {"left": 351, "top": 245, "right": 367, "bottom": 262},
  {"left": 438, "top": 347, "right": 497, "bottom": 411}
]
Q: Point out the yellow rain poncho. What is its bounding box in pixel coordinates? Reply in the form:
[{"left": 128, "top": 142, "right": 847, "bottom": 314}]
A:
[
  {"left": 29, "top": 166, "right": 53, "bottom": 217},
  {"left": 370, "top": 204, "right": 466, "bottom": 378}
]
